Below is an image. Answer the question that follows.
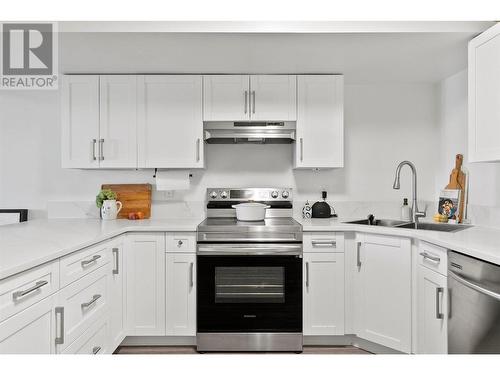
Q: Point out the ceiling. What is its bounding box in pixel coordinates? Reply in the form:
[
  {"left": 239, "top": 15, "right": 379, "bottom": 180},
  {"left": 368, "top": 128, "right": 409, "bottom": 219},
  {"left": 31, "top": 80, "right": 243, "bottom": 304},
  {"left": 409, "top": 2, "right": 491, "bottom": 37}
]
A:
[{"left": 59, "top": 22, "right": 495, "bottom": 83}]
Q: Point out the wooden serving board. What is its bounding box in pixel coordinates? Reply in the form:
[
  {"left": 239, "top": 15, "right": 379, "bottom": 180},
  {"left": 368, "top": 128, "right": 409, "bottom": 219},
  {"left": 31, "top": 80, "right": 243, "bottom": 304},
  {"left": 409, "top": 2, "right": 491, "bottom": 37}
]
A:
[
  {"left": 445, "top": 154, "right": 466, "bottom": 223},
  {"left": 101, "top": 184, "right": 152, "bottom": 219}
]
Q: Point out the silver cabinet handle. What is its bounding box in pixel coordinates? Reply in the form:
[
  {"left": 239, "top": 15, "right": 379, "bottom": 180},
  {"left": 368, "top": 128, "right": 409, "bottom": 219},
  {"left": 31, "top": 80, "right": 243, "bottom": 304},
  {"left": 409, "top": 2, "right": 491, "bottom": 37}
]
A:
[
  {"left": 305, "top": 262, "right": 309, "bottom": 287},
  {"left": 196, "top": 138, "right": 200, "bottom": 162},
  {"left": 12, "top": 280, "right": 48, "bottom": 301},
  {"left": 435, "top": 287, "right": 444, "bottom": 319},
  {"left": 449, "top": 270, "right": 500, "bottom": 301},
  {"left": 420, "top": 252, "right": 440, "bottom": 263},
  {"left": 55, "top": 307, "right": 64, "bottom": 345},
  {"left": 300, "top": 138, "right": 304, "bottom": 162},
  {"left": 189, "top": 262, "right": 194, "bottom": 288},
  {"left": 92, "top": 346, "right": 101, "bottom": 354},
  {"left": 244, "top": 91, "right": 248, "bottom": 114},
  {"left": 311, "top": 240, "right": 336, "bottom": 248},
  {"left": 92, "top": 139, "right": 97, "bottom": 161},
  {"left": 252, "top": 90, "right": 256, "bottom": 114},
  {"left": 99, "top": 139, "right": 104, "bottom": 161},
  {"left": 81, "top": 294, "right": 102, "bottom": 309},
  {"left": 112, "top": 248, "right": 119, "bottom": 275},
  {"left": 81, "top": 254, "right": 101, "bottom": 267},
  {"left": 356, "top": 242, "right": 362, "bottom": 269},
  {"left": 177, "top": 240, "right": 183, "bottom": 247}
]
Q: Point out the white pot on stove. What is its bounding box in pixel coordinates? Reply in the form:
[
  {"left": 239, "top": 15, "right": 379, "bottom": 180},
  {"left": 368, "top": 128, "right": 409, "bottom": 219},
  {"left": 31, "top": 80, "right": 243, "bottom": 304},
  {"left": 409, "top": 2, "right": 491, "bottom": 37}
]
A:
[{"left": 232, "top": 202, "right": 270, "bottom": 221}]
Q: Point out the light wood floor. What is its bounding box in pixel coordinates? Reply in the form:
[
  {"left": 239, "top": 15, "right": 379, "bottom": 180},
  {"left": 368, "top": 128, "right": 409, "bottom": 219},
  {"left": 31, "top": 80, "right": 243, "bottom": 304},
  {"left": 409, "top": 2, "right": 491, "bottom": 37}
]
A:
[{"left": 115, "top": 345, "right": 371, "bottom": 355}]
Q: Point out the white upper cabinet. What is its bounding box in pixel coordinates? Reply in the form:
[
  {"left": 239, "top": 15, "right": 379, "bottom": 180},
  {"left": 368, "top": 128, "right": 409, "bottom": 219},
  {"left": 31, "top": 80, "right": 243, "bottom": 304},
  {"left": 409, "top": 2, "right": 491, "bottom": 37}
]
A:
[
  {"left": 294, "top": 75, "right": 344, "bottom": 169},
  {"left": 203, "top": 75, "right": 250, "bottom": 121},
  {"left": 203, "top": 75, "right": 297, "bottom": 121},
  {"left": 354, "top": 234, "right": 412, "bottom": 353},
  {"left": 468, "top": 23, "right": 500, "bottom": 162},
  {"left": 138, "top": 75, "right": 203, "bottom": 168},
  {"left": 61, "top": 75, "right": 100, "bottom": 168},
  {"left": 99, "top": 75, "right": 138, "bottom": 168},
  {"left": 249, "top": 75, "right": 296, "bottom": 121}
]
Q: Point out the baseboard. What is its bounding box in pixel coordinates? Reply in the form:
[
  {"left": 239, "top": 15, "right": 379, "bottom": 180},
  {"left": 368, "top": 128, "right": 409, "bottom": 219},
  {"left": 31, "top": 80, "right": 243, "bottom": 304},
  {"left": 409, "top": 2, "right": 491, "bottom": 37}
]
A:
[{"left": 121, "top": 336, "right": 196, "bottom": 346}]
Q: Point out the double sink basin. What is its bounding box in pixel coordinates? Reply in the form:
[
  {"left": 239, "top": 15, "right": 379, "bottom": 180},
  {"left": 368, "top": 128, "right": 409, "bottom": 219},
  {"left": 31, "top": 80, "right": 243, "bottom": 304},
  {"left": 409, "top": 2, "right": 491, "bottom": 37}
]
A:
[{"left": 344, "top": 218, "right": 471, "bottom": 233}]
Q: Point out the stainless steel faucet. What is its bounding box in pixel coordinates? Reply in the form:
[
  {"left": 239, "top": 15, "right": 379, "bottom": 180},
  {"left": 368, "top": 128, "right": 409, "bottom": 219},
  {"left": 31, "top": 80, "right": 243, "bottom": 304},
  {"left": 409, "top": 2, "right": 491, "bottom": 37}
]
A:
[{"left": 392, "top": 161, "right": 426, "bottom": 224}]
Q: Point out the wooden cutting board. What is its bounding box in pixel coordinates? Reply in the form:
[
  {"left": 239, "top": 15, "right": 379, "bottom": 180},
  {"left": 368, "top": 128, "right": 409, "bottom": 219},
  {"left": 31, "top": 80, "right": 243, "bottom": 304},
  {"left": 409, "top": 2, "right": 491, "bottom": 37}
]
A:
[
  {"left": 101, "top": 184, "right": 152, "bottom": 219},
  {"left": 445, "top": 154, "right": 466, "bottom": 223}
]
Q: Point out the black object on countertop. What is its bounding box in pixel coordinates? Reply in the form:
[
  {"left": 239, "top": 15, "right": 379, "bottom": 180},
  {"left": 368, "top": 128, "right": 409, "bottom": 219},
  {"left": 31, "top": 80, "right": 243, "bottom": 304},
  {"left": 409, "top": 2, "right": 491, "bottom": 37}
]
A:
[{"left": 311, "top": 191, "right": 337, "bottom": 218}]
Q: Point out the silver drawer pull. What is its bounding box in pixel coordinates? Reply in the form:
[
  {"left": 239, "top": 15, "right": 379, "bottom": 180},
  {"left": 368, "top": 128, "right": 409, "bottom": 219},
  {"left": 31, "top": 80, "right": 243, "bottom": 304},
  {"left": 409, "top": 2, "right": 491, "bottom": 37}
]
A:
[
  {"left": 420, "top": 252, "right": 440, "bottom": 263},
  {"left": 92, "top": 346, "right": 101, "bottom": 354},
  {"left": 311, "top": 240, "right": 336, "bottom": 247},
  {"left": 55, "top": 307, "right": 64, "bottom": 345},
  {"left": 177, "top": 240, "right": 184, "bottom": 247},
  {"left": 435, "top": 287, "right": 444, "bottom": 319},
  {"left": 12, "top": 280, "right": 48, "bottom": 301},
  {"left": 81, "top": 254, "right": 101, "bottom": 267},
  {"left": 81, "top": 294, "right": 102, "bottom": 309},
  {"left": 112, "top": 248, "right": 119, "bottom": 275}
]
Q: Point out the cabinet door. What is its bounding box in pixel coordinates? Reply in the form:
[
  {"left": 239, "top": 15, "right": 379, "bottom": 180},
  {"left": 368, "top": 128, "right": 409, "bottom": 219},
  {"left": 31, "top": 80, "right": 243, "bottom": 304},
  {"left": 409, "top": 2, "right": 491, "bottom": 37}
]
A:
[
  {"left": 166, "top": 253, "right": 196, "bottom": 336},
  {"left": 356, "top": 234, "right": 411, "bottom": 353},
  {"left": 417, "top": 266, "right": 447, "bottom": 354},
  {"left": 249, "top": 75, "right": 296, "bottom": 121},
  {"left": 303, "top": 252, "right": 345, "bottom": 336},
  {"left": 295, "top": 75, "right": 344, "bottom": 169},
  {"left": 0, "top": 295, "right": 56, "bottom": 354},
  {"left": 99, "top": 75, "right": 138, "bottom": 168},
  {"left": 61, "top": 75, "right": 100, "bottom": 168},
  {"left": 109, "top": 239, "right": 125, "bottom": 350},
  {"left": 203, "top": 75, "right": 250, "bottom": 121},
  {"left": 138, "top": 75, "right": 203, "bottom": 168},
  {"left": 125, "top": 234, "right": 165, "bottom": 336},
  {"left": 468, "top": 23, "right": 500, "bottom": 162}
]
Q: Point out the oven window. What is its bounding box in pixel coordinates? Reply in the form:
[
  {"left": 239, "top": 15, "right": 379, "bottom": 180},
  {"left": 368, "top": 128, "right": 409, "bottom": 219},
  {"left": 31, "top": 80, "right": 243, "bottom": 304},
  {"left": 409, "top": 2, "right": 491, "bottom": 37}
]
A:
[{"left": 215, "top": 267, "right": 285, "bottom": 303}]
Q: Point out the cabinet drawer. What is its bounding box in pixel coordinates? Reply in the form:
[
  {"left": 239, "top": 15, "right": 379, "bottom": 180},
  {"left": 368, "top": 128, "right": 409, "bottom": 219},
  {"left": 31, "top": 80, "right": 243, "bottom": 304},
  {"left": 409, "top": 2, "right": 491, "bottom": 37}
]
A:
[
  {"left": 56, "top": 264, "right": 109, "bottom": 352},
  {"left": 418, "top": 241, "right": 447, "bottom": 276},
  {"left": 62, "top": 314, "right": 108, "bottom": 354},
  {"left": 166, "top": 232, "right": 196, "bottom": 253},
  {"left": 303, "top": 232, "right": 344, "bottom": 253},
  {"left": 59, "top": 242, "right": 110, "bottom": 287},
  {"left": 0, "top": 260, "right": 59, "bottom": 322}
]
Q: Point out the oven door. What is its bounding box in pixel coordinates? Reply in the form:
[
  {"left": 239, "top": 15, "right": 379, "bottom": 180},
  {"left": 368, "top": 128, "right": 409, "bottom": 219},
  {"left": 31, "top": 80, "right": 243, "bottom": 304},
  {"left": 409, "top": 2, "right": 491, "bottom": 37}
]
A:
[{"left": 197, "top": 244, "right": 302, "bottom": 333}]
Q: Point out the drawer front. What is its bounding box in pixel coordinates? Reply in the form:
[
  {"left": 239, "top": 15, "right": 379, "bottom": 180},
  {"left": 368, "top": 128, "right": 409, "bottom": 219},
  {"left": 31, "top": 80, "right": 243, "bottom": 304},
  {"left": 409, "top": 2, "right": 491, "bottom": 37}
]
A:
[
  {"left": 59, "top": 242, "right": 110, "bottom": 287},
  {"left": 303, "top": 232, "right": 344, "bottom": 253},
  {"left": 56, "top": 265, "right": 109, "bottom": 352},
  {"left": 0, "top": 260, "right": 59, "bottom": 322},
  {"left": 62, "top": 314, "right": 108, "bottom": 354},
  {"left": 418, "top": 241, "right": 447, "bottom": 276},
  {"left": 166, "top": 232, "right": 196, "bottom": 253}
]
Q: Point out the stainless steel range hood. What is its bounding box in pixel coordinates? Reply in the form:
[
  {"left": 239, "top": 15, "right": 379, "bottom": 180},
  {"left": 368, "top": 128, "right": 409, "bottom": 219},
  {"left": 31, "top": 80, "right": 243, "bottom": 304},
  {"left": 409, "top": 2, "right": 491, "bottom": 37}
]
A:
[{"left": 204, "top": 122, "right": 296, "bottom": 144}]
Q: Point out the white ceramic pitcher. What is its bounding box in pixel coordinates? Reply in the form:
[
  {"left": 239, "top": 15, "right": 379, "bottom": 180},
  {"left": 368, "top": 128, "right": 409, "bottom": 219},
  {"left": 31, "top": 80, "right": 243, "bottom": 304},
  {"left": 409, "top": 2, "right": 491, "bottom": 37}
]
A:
[{"left": 101, "top": 199, "right": 123, "bottom": 220}]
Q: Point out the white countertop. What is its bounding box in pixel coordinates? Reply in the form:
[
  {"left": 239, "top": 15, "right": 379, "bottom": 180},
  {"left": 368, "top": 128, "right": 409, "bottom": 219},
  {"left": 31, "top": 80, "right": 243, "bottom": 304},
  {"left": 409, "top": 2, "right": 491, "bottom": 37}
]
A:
[
  {"left": 1, "top": 216, "right": 500, "bottom": 281},
  {"left": 0, "top": 218, "right": 200, "bottom": 280}
]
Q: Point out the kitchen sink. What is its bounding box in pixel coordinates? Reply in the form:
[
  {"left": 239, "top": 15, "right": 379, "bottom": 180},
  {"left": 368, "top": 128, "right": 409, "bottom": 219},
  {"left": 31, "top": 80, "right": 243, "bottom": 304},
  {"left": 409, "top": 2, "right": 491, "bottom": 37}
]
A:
[
  {"left": 344, "top": 219, "right": 410, "bottom": 227},
  {"left": 344, "top": 218, "right": 472, "bottom": 233},
  {"left": 394, "top": 222, "right": 471, "bottom": 233}
]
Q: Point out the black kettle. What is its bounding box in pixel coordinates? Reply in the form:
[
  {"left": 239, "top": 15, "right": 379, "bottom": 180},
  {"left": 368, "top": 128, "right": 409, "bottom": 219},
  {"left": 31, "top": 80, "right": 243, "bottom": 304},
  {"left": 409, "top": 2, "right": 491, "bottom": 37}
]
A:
[{"left": 312, "top": 191, "right": 337, "bottom": 218}]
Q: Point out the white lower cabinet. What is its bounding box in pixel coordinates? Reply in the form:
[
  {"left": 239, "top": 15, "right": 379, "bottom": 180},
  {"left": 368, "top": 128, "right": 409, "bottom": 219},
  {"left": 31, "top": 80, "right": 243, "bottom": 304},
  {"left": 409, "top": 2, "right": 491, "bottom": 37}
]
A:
[
  {"left": 62, "top": 314, "right": 109, "bottom": 354},
  {"left": 417, "top": 265, "right": 448, "bottom": 354},
  {"left": 354, "top": 234, "right": 412, "bottom": 353},
  {"left": 109, "top": 239, "right": 125, "bottom": 350},
  {"left": 303, "top": 252, "right": 345, "bottom": 335},
  {"left": 165, "top": 253, "right": 196, "bottom": 336},
  {"left": 0, "top": 295, "right": 58, "bottom": 354},
  {"left": 125, "top": 233, "right": 166, "bottom": 336}
]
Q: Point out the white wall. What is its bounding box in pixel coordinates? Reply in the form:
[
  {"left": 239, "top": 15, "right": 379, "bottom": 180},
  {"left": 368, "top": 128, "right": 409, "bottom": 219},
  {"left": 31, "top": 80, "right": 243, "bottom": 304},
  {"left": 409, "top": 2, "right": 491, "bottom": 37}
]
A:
[
  {"left": 438, "top": 70, "right": 500, "bottom": 226},
  {"left": 0, "top": 82, "right": 439, "bottom": 218}
]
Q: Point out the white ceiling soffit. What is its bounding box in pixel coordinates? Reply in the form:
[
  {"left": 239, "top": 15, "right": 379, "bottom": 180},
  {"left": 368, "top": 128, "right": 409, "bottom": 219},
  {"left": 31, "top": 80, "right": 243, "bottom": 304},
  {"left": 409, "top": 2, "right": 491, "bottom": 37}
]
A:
[{"left": 58, "top": 21, "right": 494, "bottom": 34}]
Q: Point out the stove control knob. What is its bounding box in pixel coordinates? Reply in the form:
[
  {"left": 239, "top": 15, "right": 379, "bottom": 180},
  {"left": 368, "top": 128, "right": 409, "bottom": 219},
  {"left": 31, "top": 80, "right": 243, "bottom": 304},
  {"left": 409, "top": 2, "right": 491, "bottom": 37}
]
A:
[
  {"left": 281, "top": 191, "right": 289, "bottom": 199},
  {"left": 271, "top": 191, "right": 279, "bottom": 199},
  {"left": 220, "top": 191, "right": 228, "bottom": 199},
  {"left": 209, "top": 191, "right": 218, "bottom": 199}
]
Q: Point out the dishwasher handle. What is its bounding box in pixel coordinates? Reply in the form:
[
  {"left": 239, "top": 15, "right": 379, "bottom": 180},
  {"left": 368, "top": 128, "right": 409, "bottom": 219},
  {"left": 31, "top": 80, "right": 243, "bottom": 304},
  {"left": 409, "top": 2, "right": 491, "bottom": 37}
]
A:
[{"left": 449, "top": 270, "right": 500, "bottom": 301}]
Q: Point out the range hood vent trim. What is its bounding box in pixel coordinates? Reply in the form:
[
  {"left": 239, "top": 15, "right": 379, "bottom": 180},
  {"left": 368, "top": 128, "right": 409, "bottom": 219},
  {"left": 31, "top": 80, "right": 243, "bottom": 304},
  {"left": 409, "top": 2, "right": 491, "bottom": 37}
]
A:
[{"left": 203, "top": 121, "right": 296, "bottom": 144}]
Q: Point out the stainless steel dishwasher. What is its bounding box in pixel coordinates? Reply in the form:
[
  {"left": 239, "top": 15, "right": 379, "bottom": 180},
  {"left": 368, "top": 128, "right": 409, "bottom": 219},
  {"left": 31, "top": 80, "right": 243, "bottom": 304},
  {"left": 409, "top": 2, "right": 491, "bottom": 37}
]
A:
[{"left": 448, "top": 251, "right": 500, "bottom": 353}]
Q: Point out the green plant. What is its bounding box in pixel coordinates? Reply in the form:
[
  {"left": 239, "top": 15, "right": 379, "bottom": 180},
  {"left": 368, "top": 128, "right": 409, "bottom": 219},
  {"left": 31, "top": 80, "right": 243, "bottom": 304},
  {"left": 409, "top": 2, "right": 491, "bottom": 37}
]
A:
[{"left": 96, "top": 189, "right": 117, "bottom": 208}]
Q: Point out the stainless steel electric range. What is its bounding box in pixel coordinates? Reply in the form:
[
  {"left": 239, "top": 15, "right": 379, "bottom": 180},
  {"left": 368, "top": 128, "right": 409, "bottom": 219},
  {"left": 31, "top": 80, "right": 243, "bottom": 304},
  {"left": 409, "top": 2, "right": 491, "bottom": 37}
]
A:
[{"left": 196, "top": 188, "right": 303, "bottom": 352}]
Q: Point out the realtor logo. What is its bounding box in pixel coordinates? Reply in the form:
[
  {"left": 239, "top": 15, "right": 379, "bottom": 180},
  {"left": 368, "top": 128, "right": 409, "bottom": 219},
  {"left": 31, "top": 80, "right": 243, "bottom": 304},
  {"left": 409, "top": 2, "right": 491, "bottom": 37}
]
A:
[{"left": 1, "top": 22, "right": 58, "bottom": 89}]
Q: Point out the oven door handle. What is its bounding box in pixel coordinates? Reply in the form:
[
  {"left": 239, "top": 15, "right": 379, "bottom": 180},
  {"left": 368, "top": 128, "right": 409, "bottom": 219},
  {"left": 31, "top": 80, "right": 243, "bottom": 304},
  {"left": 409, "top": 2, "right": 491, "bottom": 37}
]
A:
[{"left": 197, "top": 244, "right": 302, "bottom": 256}]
